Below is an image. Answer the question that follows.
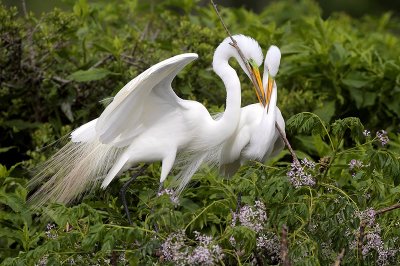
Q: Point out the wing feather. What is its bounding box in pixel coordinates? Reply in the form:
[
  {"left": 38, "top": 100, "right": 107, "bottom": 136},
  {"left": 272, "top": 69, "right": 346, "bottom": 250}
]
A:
[{"left": 95, "top": 53, "right": 198, "bottom": 145}]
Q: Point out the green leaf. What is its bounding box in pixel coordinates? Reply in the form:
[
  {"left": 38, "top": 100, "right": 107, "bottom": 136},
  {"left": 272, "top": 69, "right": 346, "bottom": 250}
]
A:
[
  {"left": 313, "top": 101, "right": 335, "bottom": 123},
  {"left": 331, "top": 117, "right": 364, "bottom": 142},
  {"left": 67, "top": 68, "right": 113, "bottom": 82}
]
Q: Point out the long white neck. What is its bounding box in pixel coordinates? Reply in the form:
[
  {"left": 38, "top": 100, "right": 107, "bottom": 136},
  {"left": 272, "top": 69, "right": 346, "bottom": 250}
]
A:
[{"left": 207, "top": 56, "right": 241, "bottom": 145}]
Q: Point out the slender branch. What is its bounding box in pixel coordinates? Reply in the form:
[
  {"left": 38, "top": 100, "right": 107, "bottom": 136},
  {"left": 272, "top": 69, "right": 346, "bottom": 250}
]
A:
[
  {"left": 276, "top": 122, "right": 299, "bottom": 164},
  {"left": 280, "top": 225, "right": 291, "bottom": 266},
  {"left": 90, "top": 54, "right": 113, "bottom": 69},
  {"left": 210, "top": 0, "right": 265, "bottom": 106},
  {"left": 332, "top": 248, "right": 345, "bottom": 266},
  {"left": 21, "top": 0, "right": 28, "bottom": 18},
  {"left": 211, "top": 0, "right": 299, "bottom": 164},
  {"left": 357, "top": 203, "right": 400, "bottom": 261},
  {"left": 357, "top": 220, "right": 366, "bottom": 261},
  {"left": 375, "top": 203, "right": 400, "bottom": 216}
]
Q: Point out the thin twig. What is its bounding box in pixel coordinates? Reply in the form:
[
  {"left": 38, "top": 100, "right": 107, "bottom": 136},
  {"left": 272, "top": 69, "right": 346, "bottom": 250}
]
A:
[
  {"left": 21, "top": 0, "right": 28, "bottom": 18},
  {"left": 375, "top": 203, "right": 400, "bottom": 215},
  {"left": 90, "top": 54, "right": 113, "bottom": 69},
  {"left": 280, "top": 225, "right": 291, "bottom": 266},
  {"left": 357, "top": 202, "right": 400, "bottom": 260},
  {"left": 357, "top": 220, "right": 366, "bottom": 261},
  {"left": 332, "top": 248, "right": 345, "bottom": 266},
  {"left": 275, "top": 122, "right": 299, "bottom": 164},
  {"left": 210, "top": 0, "right": 265, "bottom": 106},
  {"left": 52, "top": 76, "right": 71, "bottom": 84},
  {"left": 211, "top": 0, "right": 299, "bottom": 164}
]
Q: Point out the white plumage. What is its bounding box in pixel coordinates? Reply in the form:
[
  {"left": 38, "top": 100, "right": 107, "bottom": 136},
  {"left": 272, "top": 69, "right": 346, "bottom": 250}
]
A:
[
  {"left": 174, "top": 45, "right": 285, "bottom": 183},
  {"left": 28, "top": 35, "right": 264, "bottom": 206}
]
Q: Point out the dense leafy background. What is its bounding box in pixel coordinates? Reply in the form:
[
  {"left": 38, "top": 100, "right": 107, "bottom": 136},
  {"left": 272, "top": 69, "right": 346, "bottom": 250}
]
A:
[{"left": 1, "top": 0, "right": 399, "bottom": 265}]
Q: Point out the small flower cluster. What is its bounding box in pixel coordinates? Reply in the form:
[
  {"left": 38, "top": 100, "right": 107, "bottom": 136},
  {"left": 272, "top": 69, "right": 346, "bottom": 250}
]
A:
[
  {"left": 349, "top": 159, "right": 363, "bottom": 171},
  {"left": 376, "top": 130, "right": 389, "bottom": 146},
  {"left": 158, "top": 188, "right": 180, "bottom": 206},
  {"left": 256, "top": 233, "right": 280, "bottom": 261},
  {"left": 45, "top": 223, "right": 58, "bottom": 239},
  {"left": 160, "top": 230, "right": 223, "bottom": 265},
  {"left": 363, "top": 129, "right": 371, "bottom": 137},
  {"left": 352, "top": 208, "right": 398, "bottom": 265},
  {"left": 287, "top": 159, "right": 316, "bottom": 188},
  {"left": 35, "top": 255, "right": 48, "bottom": 266},
  {"left": 356, "top": 208, "right": 376, "bottom": 226},
  {"left": 232, "top": 200, "right": 267, "bottom": 233}
]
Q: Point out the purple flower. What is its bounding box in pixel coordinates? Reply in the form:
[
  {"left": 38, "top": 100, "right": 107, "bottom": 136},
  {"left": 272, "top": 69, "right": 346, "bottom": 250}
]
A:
[
  {"left": 363, "top": 129, "right": 371, "bottom": 137},
  {"left": 356, "top": 208, "right": 376, "bottom": 227},
  {"left": 233, "top": 200, "right": 267, "bottom": 233},
  {"left": 160, "top": 230, "right": 187, "bottom": 263},
  {"left": 158, "top": 188, "right": 180, "bottom": 206},
  {"left": 349, "top": 159, "right": 363, "bottom": 170},
  {"left": 160, "top": 230, "right": 224, "bottom": 265},
  {"left": 376, "top": 130, "right": 389, "bottom": 146},
  {"left": 256, "top": 233, "right": 280, "bottom": 261},
  {"left": 45, "top": 223, "right": 58, "bottom": 239},
  {"left": 229, "top": 236, "right": 236, "bottom": 246},
  {"left": 301, "top": 158, "right": 316, "bottom": 170},
  {"left": 287, "top": 160, "right": 316, "bottom": 188}
]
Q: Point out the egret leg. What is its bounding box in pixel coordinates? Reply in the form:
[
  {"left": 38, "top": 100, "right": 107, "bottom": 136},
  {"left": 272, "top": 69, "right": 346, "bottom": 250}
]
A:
[
  {"left": 152, "top": 152, "right": 176, "bottom": 231},
  {"left": 152, "top": 181, "right": 164, "bottom": 232},
  {"left": 120, "top": 164, "right": 149, "bottom": 225}
]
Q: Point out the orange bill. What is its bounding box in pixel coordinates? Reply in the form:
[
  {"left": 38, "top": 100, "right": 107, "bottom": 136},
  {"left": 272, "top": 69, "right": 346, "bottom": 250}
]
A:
[
  {"left": 266, "top": 76, "right": 274, "bottom": 107},
  {"left": 249, "top": 61, "right": 265, "bottom": 106}
]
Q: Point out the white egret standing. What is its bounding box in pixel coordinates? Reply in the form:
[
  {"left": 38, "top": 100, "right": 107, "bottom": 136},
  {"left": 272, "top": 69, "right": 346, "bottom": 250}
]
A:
[
  {"left": 173, "top": 45, "right": 285, "bottom": 192},
  {"left": 28, "top": 35, "right": 264, "bottom": 223},
  {"left": 218, "top": 45, "right": 285, "bottom": 177}
]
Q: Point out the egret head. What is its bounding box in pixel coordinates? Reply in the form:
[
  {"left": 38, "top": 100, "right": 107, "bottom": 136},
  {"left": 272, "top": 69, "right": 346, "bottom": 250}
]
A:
[
  {"left": 264, "top": 45, "right": 281, "bottom": 106},
  {"left": 213, "top": 34, "right": 263, "bottom": 79},
  {"left": 228, "top": 35, "right": 264, "bottom": 104},
  {"left": 212, "top": 35, "right": 264, "bottom": 104}
]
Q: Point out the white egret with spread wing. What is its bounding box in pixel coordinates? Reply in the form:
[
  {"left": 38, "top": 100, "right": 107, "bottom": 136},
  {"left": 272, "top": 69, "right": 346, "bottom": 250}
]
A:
[{"left": 28, "top": 35, "right": 264, "bottom": 223}]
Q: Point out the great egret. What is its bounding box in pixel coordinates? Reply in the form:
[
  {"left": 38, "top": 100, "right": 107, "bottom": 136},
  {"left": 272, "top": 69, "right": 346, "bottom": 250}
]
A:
[
  {"left": 218, "top": 45, "right": 285, "bottom": 177},
  {"left": 28, "top": 35, "right": 264, "bottom": 221},
  {"left": 173, "top": 45, "right": 285, "bottom": 190}
]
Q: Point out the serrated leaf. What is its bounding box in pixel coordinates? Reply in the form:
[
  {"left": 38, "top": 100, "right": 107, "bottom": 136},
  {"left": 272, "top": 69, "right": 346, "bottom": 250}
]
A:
[
  {"left": 286, "top": 112, "right": 327, "bottom": 137},
  {"left": 331, "top": 117, "right": 364, "bottom": 142}
]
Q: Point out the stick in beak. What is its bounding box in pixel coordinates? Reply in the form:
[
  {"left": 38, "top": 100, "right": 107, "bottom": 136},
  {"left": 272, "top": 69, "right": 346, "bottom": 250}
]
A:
[{"left": 249, "top": 60, "right": 265, "bottom": 106}]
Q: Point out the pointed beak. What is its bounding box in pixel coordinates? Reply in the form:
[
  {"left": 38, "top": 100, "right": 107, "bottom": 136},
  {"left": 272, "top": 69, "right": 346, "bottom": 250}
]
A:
[
  {"left": 250, "top": 64, "right": 265, "bottom": 106},
  {"left": 266, "top": 75, "right": 274, "bottom": 106}
]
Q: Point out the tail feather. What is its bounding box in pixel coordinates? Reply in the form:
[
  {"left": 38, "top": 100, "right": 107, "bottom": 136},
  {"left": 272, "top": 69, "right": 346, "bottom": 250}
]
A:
[{"left": 28, "top": 140, "right": 124, "bottom": 209}]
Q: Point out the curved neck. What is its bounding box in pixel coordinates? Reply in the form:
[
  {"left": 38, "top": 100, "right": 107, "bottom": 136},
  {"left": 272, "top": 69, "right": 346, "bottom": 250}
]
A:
[{"left": 209, "top": 58, "right": 241, "bottom": 143}]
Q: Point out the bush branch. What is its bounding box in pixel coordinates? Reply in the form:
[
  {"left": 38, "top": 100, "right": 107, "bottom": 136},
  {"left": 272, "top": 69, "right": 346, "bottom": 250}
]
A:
[
  {"left": 280, "top": 225, "right": 291, "bottom": 266},
  {"left": 376, "top": 203, "right": 400, "bottom": 216},
  {"left": 332, "top": 248, "right": 345, "bottom": 266}
]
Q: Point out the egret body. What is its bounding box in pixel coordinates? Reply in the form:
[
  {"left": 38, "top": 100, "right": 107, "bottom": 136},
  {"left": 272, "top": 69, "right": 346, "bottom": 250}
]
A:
[{"left": 28, "top": 35, "right": 264, "bottom": 209}]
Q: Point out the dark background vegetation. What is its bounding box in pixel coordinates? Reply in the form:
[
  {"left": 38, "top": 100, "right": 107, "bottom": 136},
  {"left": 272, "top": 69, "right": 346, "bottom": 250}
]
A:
[
  {"left": 4, "top": 0, "right": 400, "bottom": 18},
  {"left": 1, "top": 0, "right": 400, "bottom": 265}
]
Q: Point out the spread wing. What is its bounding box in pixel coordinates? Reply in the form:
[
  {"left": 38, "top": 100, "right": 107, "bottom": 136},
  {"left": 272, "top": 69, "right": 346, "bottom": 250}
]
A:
[{"left": 95, "top": 53, "right": 198, "bottom": 146}]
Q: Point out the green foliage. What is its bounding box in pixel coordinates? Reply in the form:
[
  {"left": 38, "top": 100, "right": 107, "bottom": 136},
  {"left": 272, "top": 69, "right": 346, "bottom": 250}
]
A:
[{"left": 1, "top": 0, "right": 400, "bottom": 265}]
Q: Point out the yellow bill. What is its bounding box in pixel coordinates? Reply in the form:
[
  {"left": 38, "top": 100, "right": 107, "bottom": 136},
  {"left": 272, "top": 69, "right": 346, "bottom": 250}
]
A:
[
  {"left": 249, "top": 60, "right": 265, "bottom": 106},
  {"left": 266, "top": 75, "right": 274, "bottom": 107}
]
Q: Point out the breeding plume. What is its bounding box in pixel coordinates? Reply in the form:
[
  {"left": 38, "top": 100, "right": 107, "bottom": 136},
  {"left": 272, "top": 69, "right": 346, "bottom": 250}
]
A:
[{"left": 28, "top": 35, "right": 264, "bottom": 211}]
